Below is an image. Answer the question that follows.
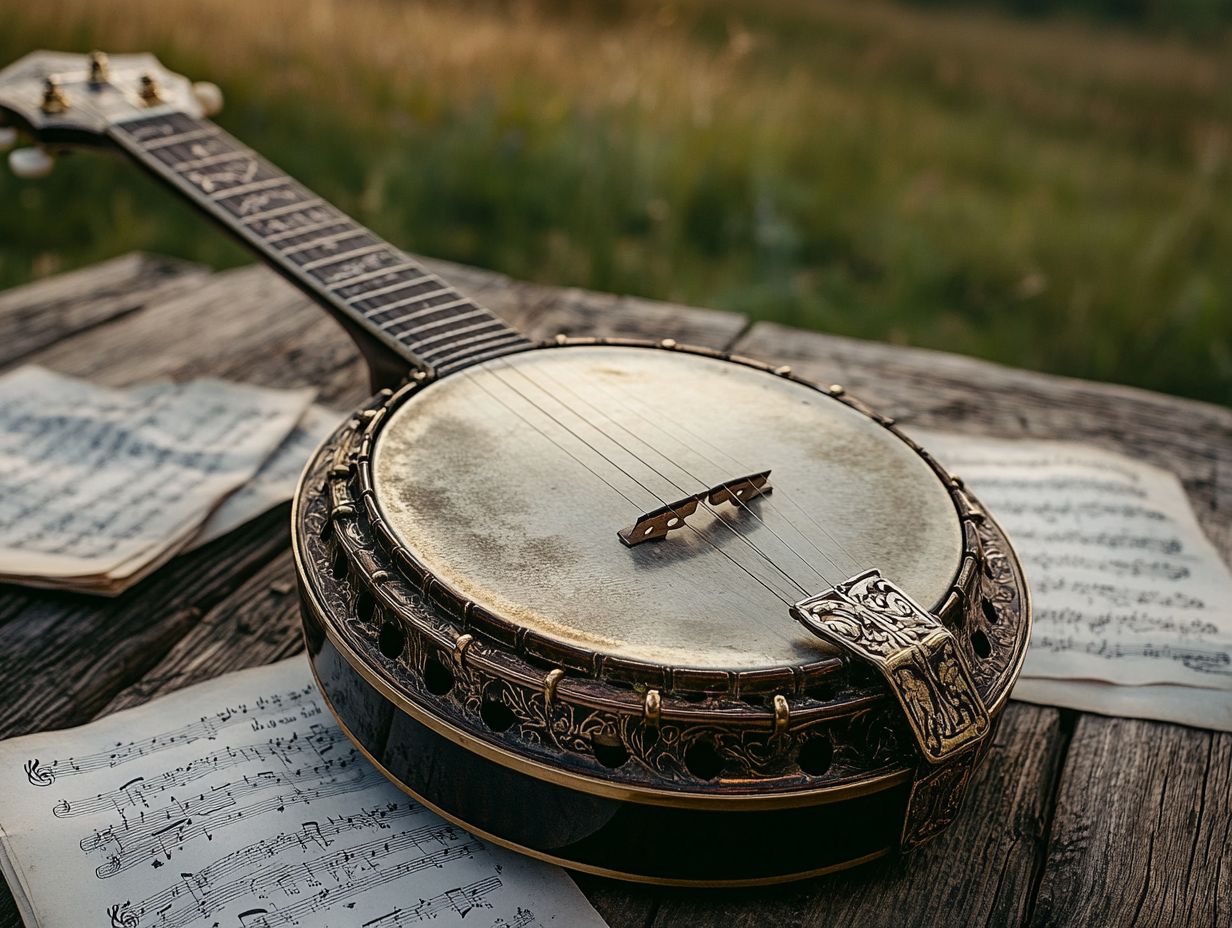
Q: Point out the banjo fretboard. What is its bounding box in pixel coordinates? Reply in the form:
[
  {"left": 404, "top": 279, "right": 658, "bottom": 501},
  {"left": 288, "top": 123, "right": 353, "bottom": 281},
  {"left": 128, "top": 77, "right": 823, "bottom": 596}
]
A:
[{"left": 109, "top": 111, "right": 530, "bottom": 375}]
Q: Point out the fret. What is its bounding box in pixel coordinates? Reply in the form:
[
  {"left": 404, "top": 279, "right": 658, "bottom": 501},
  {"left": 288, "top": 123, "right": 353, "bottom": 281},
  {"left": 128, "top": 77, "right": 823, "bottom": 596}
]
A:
[
  {"left": 139, "top": 125, "right": 220, "bottom": 151},
  {"left": 210, "top": 176, "right": 295, "bottom": 202},
  {"left": 411, "top": 318, "right": 506, "bottom": 353},
  {"left": 358, "top": 285, "right": 453, "bottom": 320},
  {"left": 342, "top": 274, "right": 439, "bottom": 305},
  {"left": 374, "top": 293, "right": 466, "bottom": 330},
  {"left": 299, "top": 243, "right": 388, "bottom": 272},
  {"left": 429, "top": 331, "right": 527, "bottom": 365},
  {"left": 265, "top": 217, "right": 351, "bottom": 244},
  {"left": 174, "top": 148, "right": 257, "bottom": 172},
  {"left": 239, "top": 198, "right": 326, "bottom": 225},
  {"left": 111, "top": 111, "right": 530, "bottom": 374},
  {"left": 322, "top": 261, "right": 420, "bottom": 290},
  {"left": 398, "top": 306, "right": 487, "bottom": 338},
  {"left": 279, "top": 228, "right": 371, "bottom": 257}
]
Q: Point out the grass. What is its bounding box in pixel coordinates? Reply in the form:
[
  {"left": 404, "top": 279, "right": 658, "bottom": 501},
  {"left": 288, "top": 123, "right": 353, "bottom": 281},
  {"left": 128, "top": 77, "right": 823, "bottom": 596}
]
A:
[{"left": 1, "top": 0, "right": 1230, "bottom": 404}]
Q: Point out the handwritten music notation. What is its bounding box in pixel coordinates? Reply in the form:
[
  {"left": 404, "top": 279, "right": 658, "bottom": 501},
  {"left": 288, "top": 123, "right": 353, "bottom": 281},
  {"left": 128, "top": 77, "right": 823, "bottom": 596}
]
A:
[
  {"left": 0, "top": 658, "right": 608, "bottom": 928},
  {"left": 919, "top": 432, "right": 1232, "bottom": 721}
]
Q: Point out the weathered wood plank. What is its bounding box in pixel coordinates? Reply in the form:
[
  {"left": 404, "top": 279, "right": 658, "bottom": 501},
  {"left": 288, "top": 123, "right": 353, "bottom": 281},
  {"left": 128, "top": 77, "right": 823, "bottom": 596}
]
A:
[
  {"left": 1029, "top": 717, "right": 1232, "bottom": 928},
  {"left": 0, "top": 253, "right": 209, "bottom": 370}
]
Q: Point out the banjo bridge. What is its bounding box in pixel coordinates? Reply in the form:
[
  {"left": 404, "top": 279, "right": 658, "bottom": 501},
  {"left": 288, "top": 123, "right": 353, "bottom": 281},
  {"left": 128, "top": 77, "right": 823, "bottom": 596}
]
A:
[{"left": 617, "top": 470, "right": 772, "bottom": 547}]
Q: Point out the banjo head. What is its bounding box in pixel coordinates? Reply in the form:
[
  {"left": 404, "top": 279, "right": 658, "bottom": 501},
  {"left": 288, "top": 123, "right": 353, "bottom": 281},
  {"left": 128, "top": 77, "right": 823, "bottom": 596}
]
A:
[
  {"left": 294, "top": 338, "right": 1031, "bottom": 884},
  {"left": 371, "top": 345, "right": 962, "bottom": 673}
]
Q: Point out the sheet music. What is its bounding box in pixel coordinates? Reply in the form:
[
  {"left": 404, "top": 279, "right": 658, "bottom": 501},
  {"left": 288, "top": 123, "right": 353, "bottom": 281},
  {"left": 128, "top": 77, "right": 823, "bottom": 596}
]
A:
[
  {"left": 918, "top": 431, "right": 1232, "bottom": 695},
  {"left": 1012, "top": 677, "right": 1232, "bottom": 731},
  {"left": 0, "top": 657, "right": 607, "bottom": 928},
  {"left": 0, "top": 366, "right": 313, "bottom": 590},
  {"left": 191, "top": 405, "right": 344, "bottom": 549}
]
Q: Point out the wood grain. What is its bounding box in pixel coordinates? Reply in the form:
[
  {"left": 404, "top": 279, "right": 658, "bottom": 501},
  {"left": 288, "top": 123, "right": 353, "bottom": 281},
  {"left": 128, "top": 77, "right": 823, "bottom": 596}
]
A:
[
  {"left": 0, "top": 256, "right": 1227, "bottom": 928},
  {"left": 0, "top": 252, "right": 208, "bottom": 369}
]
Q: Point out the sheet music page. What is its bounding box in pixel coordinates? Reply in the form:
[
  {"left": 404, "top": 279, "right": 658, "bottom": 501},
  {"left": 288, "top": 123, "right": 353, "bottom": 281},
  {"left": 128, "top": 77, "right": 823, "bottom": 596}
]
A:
[
  {"left": 917, "top": 431, "right": 1232, "bottom": 692},
  {"left": 191, "top": 405, "right": 344, "bottom": 549},
  {"left": 0, "top": 366, "right": 313, "bottom": 584},
  {"left": 1011, "top": 677, "right": 1232, "bottom": 731},
  {"left": 0, "top": 657, "right": 607, "bottom": 928}
]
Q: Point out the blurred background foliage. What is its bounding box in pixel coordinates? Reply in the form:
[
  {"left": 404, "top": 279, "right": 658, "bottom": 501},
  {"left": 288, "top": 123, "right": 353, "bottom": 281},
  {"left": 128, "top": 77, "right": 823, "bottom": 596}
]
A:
[{"left": 1, "top": 0, "right": 1229, "bottom": 404}]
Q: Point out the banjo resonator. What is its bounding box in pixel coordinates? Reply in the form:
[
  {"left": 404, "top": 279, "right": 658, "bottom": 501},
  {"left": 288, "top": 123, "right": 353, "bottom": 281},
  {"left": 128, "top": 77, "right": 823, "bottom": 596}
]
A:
[{"left": 0, "top": 50, "right": 1031, "bottom": 885}]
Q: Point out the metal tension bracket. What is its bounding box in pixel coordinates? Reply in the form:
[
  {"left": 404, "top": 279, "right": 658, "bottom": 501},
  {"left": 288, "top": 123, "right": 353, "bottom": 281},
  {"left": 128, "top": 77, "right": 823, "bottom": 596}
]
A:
[
  {"left": 791, "top": 569, "right": 991, "bottom": 850},
  {"left": 618, "top": 471, "right": 772, "bottom": 547}
]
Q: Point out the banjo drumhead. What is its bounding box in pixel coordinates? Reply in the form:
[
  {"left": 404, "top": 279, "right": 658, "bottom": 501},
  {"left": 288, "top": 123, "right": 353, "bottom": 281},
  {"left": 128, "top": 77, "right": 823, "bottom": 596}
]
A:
[{"left": 372, "top": 346, "right": 962, "bottom": 672}]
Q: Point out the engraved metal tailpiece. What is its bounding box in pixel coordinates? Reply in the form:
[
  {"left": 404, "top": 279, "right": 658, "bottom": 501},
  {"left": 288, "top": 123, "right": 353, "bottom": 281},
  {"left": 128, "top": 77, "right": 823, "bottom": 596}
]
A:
[
  {"left": 791, "top": 569, "right": 991, "bottom": 849},
  {"left": 618, "top": 470, "right": 772, "bottom": 547}
]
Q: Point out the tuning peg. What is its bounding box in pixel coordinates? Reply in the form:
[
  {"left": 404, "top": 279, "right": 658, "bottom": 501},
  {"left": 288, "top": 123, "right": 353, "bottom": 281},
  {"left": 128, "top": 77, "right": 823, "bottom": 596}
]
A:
[
  {"left": 0, "top": 127, "right": 17, "bottom": 152},
  {"left": 191, "top": 81, "right": 224, "bottom": 117},
  {"left": 9, "top": 147, "right": 54, "bottom": 179}
]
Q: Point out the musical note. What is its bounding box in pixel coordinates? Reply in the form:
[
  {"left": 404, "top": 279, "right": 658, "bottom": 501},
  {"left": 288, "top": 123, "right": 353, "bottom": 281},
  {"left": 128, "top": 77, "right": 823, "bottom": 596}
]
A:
[
  {"left": 918, "top": 431, "right": 1232, "bottom": 695},
  {"left": 0, "top": 658, "right": 608, "bottom": 928}
]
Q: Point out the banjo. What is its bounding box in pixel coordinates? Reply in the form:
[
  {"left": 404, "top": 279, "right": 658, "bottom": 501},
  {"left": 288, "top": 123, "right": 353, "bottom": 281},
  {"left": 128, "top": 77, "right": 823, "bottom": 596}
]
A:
[{"left": 0, "top": 51, "right": 1030, "bottom": 885}]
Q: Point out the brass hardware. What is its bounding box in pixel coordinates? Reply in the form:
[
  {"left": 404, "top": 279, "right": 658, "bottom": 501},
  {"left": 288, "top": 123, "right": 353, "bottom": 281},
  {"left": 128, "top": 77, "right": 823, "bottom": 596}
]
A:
[
  {"left": 88, "top": 51, "right": 109, "bottom": 85},
  {"left": 774, "top": 365, "right": 792, "bottom": 376},
  {"left": 453, "top": 633, "right": 475, "bottom": 667},
  {"left": 618, "top": 470, "right": 772, "bottom": 547},
  {"left": 792, "top": 569, "right": 990, "bottom": 764},
  {"left": 554, "top": 333, "right": 569, "bottom": 345},
  {"left": 659, "top": 338, "right": 677, "bottom": 349},
  {"left": 139, "top": 73, "right": 162, "bottom": 106},
  {"left": 543, "top": 668, "right": 566, "bottom": 705},
  {"left": 773, "top": 694, "right": 789, "bottom": 735},
  {"left": 827, "top": 384, "right": 845, "bottom": 396},
  {"left": 40, "top": 77, "right": 68, "bottom": 114},
  {"left": 643, "top": 689, "right": 661, "bottom": 728},
  {"left": 330, "top": 503, "right": 355, "bottom": 518}
]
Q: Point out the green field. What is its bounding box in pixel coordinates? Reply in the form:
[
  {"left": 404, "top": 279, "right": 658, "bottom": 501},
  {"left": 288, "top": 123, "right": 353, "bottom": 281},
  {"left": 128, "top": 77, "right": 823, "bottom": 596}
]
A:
[{"left": 2, "top": 0, "right": 1230, "bottom": 404}]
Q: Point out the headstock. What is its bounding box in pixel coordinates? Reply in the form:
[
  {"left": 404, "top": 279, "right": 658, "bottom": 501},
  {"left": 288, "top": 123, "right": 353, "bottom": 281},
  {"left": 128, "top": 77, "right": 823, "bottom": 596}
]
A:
[{"left": 0, "top": 50, "right": 221, "bottom": 176}]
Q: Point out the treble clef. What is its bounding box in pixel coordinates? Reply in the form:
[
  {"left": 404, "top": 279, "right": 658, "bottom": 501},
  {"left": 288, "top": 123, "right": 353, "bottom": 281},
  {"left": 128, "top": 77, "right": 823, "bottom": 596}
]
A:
[
  {"left": 24, "top": 758, "right": 54, "bottom": 787},
  {"left": 106, "top": 902, "right": 137, "bottom": 928}
]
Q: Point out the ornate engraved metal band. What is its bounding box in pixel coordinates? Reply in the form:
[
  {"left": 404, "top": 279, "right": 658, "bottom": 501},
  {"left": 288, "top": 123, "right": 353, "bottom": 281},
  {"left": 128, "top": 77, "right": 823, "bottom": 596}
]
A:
[
  {"left": 792, "top": 570, "right": 990, "bottom": 765},
  {"left": 793, "top": 569, "right": 992, "bottom": 847}
]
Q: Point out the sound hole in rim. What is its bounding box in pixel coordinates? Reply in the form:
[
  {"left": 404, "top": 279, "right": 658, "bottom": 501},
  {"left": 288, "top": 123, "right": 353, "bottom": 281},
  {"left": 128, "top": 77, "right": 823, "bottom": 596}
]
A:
[
  {"left": 683, "top": 739, "right": 724, "bottom": 781},
  {"left": 480, "top": 691, "right": 517, "bottom": 733},
  {"left": 589, "top": 734, "right": 630, "bottom": 769},
  {"left": 970, "top": 628, "right": 992, "bottom": 660},
  {"left": 422, "top": 656, "right": 455, "bottom": 695},
  {"left": 797, "top": 734, "right": 834, "bottom": 777},
  {"left": 377, "top": 619, "right": 404, "bottom": 660}
]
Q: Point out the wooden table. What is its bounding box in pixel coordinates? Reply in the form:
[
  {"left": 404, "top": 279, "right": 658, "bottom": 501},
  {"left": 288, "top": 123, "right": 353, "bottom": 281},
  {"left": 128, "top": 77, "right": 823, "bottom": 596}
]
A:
[{"left": 1, "top": 253, "right": 1229, "bottom": 928}]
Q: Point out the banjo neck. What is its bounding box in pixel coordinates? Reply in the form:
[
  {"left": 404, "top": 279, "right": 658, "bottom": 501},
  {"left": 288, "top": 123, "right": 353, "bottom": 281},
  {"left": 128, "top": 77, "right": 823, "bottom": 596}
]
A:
[{"left": 108, "top": 110, "right": 531, "bottom": 385}]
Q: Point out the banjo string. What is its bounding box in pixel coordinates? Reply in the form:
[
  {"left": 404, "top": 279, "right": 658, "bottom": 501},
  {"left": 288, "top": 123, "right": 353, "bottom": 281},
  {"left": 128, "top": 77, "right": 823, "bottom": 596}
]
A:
[
  {"left": 513, "top": 358, "right": 842, "bottom": 588},
  {"left": 457, "top": 367, "right": 806, "bottom": 622},
  {"left": 484, "top": 360, "right": 813, "bottom": 598},
  {"left": 520, "top": 356, "right": 865, "bottom": 581}
]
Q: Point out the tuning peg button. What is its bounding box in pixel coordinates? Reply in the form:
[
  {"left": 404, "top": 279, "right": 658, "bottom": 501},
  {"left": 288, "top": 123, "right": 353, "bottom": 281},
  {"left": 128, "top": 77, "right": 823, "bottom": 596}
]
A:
[
  {"left": 9, "top": 147, "right": 54, "bottom": 179},
  {"left": 0, "top": 127, "right": 17, "bottom": 152},
  {"left": 191, "top": 81, "right": 224, "bottom": 117}
]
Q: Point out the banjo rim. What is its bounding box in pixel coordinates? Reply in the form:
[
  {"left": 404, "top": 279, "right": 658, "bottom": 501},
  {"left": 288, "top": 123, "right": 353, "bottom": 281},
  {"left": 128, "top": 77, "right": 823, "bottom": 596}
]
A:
[{"left": 292, "top": 337, "right": 1032, "bottom": 810}]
